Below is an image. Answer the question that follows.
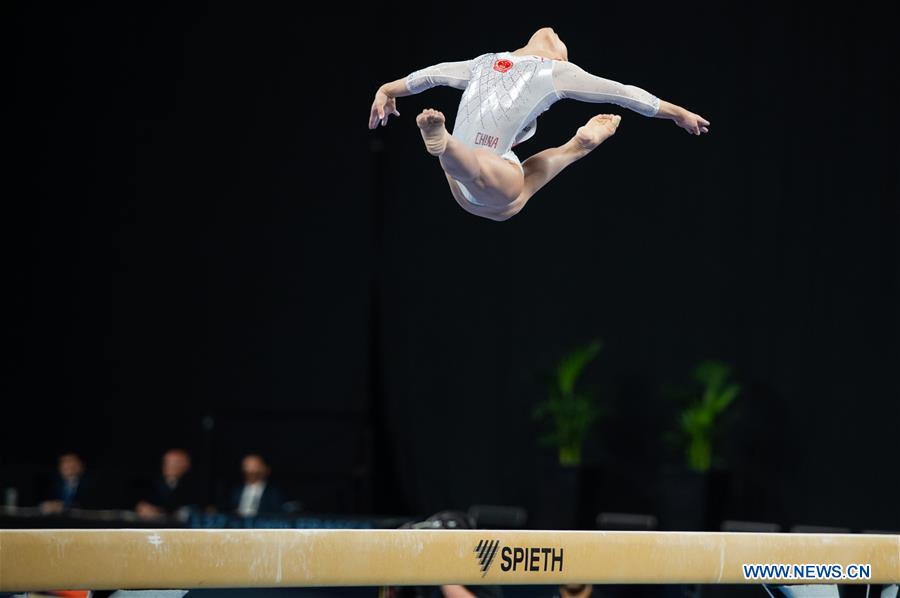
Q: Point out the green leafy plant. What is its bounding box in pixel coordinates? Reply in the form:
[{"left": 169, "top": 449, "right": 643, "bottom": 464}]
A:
[
  {"left": 532, "top": 340, "right": 603, "bottom": 467},
  {"left": 673, "top": 361, "right": 740, "bottom": 473}
]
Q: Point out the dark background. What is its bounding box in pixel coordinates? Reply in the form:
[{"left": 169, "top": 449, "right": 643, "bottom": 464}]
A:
[{"left": 6, "top": 3, "right": 899, "bottom": 530}]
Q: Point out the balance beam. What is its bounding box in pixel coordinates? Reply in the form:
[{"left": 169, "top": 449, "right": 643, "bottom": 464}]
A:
[{"left": 1, "top": 529, "right": 898, "bottom": 591}]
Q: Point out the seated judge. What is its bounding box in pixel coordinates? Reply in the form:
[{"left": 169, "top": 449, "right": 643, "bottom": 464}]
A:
[
  {"left": 229, "top": 453, "right": 286, "bottom": 517},
  {"left": 135, "top": 448, "right": 203, "bottom": 519},
  {"left": 39, "top": 452, "right": 100, "bottom": 513}
]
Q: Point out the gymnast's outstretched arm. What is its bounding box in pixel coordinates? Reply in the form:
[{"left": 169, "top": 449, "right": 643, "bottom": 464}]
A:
[
  {"left": 368, "top": 58, "right": 477, "bottom": 129},
  {"left": 552, "top": 61, "right": 710, "bottom": 135}
]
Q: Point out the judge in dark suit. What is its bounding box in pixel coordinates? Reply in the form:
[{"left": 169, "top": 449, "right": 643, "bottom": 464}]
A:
[
  {"left": 135, "top": 448, "right": 204, "bottom": 519},
  {"left": 39, "top": 452, "right": 100, "bottom": 513},
  {"left": 228, "top": 454, "right": 286, "bottom": 517}
]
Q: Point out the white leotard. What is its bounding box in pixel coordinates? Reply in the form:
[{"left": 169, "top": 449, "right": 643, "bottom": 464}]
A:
[{"left": 404, "top": 51, "right": 661, "bottom": 206}]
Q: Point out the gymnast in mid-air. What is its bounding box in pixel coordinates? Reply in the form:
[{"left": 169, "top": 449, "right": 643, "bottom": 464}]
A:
[{"left": 368, "top": 27, "right": 710, "bottom": 221}]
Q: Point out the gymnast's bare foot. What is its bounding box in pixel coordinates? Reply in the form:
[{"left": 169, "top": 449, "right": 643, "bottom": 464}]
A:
[
  {"left": 574, "top": 114, "right": 621, "bottom": 151},
  {"left": 416, "top": 108, "right": 449, "bottom": 156}
]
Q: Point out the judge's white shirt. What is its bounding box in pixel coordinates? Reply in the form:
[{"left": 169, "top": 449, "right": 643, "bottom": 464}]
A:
[{"left": 237, "top": 481, "right": 266, "bottom": 517}]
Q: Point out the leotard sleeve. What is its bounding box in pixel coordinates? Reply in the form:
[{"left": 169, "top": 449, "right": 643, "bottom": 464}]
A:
[
  {"left": 404, "top": 57, "right": 479, "bottom": 93},
  {"left": 552, "top": 61, "right": 660, "bottom": 117}
]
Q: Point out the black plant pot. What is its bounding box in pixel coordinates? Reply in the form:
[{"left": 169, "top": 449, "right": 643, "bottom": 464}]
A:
[
  {"left": 535, "top": 455, "right": 581, "bottom": 529},
  {"left": 657, "top": 466, "right": 730, "bottom": 531}
]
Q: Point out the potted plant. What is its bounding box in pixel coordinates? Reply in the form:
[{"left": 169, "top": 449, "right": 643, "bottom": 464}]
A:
[
  {"left": 659, "top": 360, "right": 740, "bottom": 530},
  {"left": 533, "top": 339, "right": 604, "bottom": 466},
  {"left": 532, "top": 339, "right": 604, "bottom": 528}
]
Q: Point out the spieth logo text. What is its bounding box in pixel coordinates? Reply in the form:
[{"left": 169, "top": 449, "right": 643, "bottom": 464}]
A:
[{"left": 474, "top": 539, "right": 564, "bottom": 577}]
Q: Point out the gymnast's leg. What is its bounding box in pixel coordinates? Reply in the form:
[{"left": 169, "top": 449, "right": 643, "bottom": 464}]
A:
[
  {"left": 416, "top": 108, "right": 524, "bottom": 203},
  {"left": 516, "top": 113, "right": 621, "bottom": 203}
]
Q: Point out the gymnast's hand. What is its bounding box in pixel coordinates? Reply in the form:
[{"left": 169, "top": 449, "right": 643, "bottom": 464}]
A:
[
  {"left": 674, "top": 107, "right": 710, "bottom": 136},
  {"left": 369, "top": 87, "right": 401, "bottom": 129}
]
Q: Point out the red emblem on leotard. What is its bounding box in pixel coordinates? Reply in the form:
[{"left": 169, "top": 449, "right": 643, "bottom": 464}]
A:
[{"left": 493, "top": 59, "right": 513, "bottom": 73}]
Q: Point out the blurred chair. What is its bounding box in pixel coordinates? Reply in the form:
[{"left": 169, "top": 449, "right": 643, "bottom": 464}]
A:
[
  {"left": 596, "top": 512, "right": 658, "bottom": 531},
  {"left": 721, "top": 519, "right": 781, "bottom": 533},
  {"left": 467, "top": 504, "right": 527, "bottom": 529},
  {"left": 790, "top": 524, "right": 851, "bottom": 533}
]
